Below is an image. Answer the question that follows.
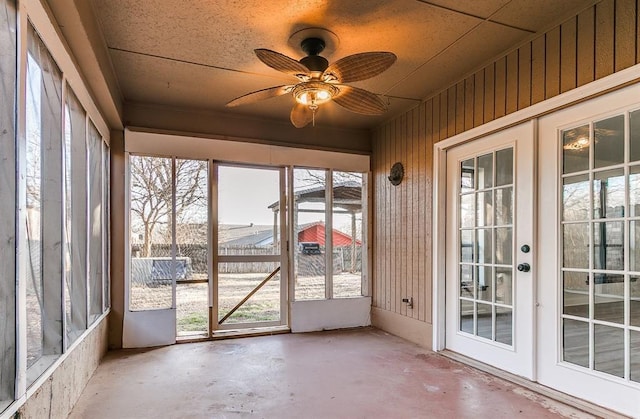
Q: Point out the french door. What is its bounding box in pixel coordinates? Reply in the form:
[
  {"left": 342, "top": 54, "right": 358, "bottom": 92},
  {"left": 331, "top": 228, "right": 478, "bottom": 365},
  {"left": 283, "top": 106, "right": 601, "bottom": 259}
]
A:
[
  {"left": 445, "top": 122, "right": 535, "bottom": 378},
  {"left": 538, "top": 85, "right": 640, "bottom": 417},
  {"left": 213, "top": 164, "right": 287, "bottom": 330}
]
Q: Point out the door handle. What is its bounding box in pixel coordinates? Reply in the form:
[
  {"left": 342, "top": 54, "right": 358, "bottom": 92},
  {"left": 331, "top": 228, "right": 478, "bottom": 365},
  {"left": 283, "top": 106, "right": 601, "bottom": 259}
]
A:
[{"left": 517, "top": 263, "right": 531, "bottom": 272}]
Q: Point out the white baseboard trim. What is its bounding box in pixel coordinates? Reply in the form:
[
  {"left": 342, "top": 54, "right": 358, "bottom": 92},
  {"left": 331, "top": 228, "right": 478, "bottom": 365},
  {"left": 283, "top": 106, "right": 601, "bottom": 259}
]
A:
[{"left": 371, "top": 307, "right": 432, "bottom": 348}]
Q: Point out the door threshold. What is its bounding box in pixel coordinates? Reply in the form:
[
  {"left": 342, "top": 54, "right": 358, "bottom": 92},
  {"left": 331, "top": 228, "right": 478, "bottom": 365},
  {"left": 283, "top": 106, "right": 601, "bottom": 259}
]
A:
[
  {"left": 439, "top": 350, "right": 629, "bottom": 419},
  {"left": 177, "top": 325, "right": 290, "bottom": 343}
]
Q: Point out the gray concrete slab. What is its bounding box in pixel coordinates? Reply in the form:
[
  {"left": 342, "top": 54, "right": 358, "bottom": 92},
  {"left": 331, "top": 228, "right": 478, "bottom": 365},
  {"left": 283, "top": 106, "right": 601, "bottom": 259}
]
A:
[{"left": 69, "top": 328, "right": 595, "bottom": 418}]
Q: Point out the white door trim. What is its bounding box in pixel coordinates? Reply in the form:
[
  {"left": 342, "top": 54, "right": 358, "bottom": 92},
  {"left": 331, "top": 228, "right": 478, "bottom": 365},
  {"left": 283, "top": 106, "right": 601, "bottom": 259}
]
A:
[{"left": 433, "top": 63, "right": 640, "bottom": 352}]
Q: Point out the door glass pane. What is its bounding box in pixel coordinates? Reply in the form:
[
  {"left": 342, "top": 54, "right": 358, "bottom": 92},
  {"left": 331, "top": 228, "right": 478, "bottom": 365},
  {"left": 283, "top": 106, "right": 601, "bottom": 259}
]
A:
[
  {"left": 294, "top": 169, "right": 326, "bottom": 300},
  {"left": 593, "top": 169, "right": 624, "bottom": 218},
  {"left": 594, "top": 324, "right": 624, "bottom": 378},
  {"left": 477, "top": 191, "right": 493, "bottom": 226},
  {"left": 495, "top": 187, "right": 513, "bottom": 225},
  {"left": 460, "top": 230, "right": 473, "bottom": 263},
  {"left": 495, "top": 228, "right": 512, "bottom": 265},
  {"left": 563, "top": 319, "right": 589, "bottom": 368},
  {"left": 631, "top": 330, "right": 640, "bottom": 383},
  {"left": 476, "top": 229, "right": 492, "bottom": 264},
  {"left": 477, "top": 153, "right": 493, "bottom": 189},
  {"left": 594, "top": 279, "right": 624, "bottom": 324},
  {"left": 175, "top": 159, "right": 208, "bottom": 337},
  {"left": 332, "top": 171, "right": 364, "bottom": 298},
  {"left": 631, "top": 166, "right": 640, "bottom": 217},
  {"left": 563, "top": 175, "right": 589, "bottom": 221},
  {"left": 460, "top": 300, "right": 473, "bottom": 334},
  {"left": 593, "top": 221, "right": 624, "bottom": 271},
  {"left": 633, "top": 221, "right": 640, "bottom": 272},
  {"left": 563, "top": 223, "right": 589, "bottom": 269},
  {"left": 461, "top": 158, "right": 474, "bottom": 193},
  {"left": 495, "top": 307, "right": 512, "bottom": 345},
  {"left": 631, "top": 276, "right": 640, "bottom": 327},
  {"left": 562, "top": 125, "right": 590, "bottom": 174},
  {"left": 594, "top": 115, "right": 624, "bottom": 168},
  {"left": 460, "top": 265, "right": 474, "bottom": 298},
  {"left": 563, "top": 271, "right": 588, "bottom": 318},
  {"left": 460, "top": 194, "right": 474, "bottom": 228},
  {"left": 476, "top": 266, "right": 492, "bottom": 302},
  {"left": 129, "top": 156, "right": 173, "bottom": 311},
  {"left": 631, "top": 110, "right": 640, "bottom": 162},
  {"left": 495, "top": 267, "right": 512, "bottom": 305},
  {"left": 476, "top": 303, "right": 492, "bottom": 339},
  {"left": 495, "top": 148, "right": 513, "bottom": 186}
]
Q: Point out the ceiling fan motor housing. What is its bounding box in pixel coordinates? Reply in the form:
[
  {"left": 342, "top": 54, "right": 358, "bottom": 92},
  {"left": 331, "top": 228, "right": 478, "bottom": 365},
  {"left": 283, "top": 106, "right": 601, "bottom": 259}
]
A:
[{"left": 300, "top": 37, "right": 329, "bottom": 72}]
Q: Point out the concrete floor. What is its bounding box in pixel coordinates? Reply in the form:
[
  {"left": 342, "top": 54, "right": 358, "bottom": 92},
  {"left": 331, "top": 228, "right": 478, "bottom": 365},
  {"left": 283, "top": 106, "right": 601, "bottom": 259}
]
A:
[{"left": 69, "top": 328, "right": 596, "bottom": 419}]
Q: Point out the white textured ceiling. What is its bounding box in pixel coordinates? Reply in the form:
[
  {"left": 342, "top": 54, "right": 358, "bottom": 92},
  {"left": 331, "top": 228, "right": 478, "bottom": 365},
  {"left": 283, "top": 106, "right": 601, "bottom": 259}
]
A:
[{"left": 90, "top": 0, "right": 596, "bottom": 130}]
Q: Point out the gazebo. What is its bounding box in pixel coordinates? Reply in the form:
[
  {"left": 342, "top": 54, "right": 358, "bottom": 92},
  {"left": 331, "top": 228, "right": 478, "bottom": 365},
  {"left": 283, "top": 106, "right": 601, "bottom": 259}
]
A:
[{"left": 268, "top": 181, "right": 362, "bottom": 272}]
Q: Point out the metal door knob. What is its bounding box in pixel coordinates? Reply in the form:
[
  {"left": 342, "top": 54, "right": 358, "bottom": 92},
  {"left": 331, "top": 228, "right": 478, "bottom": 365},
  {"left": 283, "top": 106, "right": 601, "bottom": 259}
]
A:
[{"left": 517, "top": 263, "right": 530, "bottom": 272}]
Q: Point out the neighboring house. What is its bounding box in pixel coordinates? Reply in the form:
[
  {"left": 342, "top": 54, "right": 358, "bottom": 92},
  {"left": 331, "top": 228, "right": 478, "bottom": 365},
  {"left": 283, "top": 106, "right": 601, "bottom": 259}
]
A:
[
  {"left": 297, "top": 222, "right": 360, "bottom": 247},
  {"left": 220, "top": 222, "right": 360, "bottom": 249},
  {"left": 219, "top": 224, "right": 274, "bottom": 247}
]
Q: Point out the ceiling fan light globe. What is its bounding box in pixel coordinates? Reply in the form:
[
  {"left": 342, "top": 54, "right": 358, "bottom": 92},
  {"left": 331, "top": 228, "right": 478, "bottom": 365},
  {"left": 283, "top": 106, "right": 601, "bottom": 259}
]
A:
[{"left": 292, "top": 82, "right": 338, "bottom": 107}]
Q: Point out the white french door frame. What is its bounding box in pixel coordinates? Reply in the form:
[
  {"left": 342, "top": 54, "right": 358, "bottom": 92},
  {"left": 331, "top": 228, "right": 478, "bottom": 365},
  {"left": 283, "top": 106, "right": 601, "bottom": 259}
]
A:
[
  {"left": 537, "top": 83, "right": 640, "bottom": 417},
  {"left": 432, "top": 64, "right": 640, "bottom": 417},
  {"left": 433, "top": 63, "right": 640, "bottom": 354},
  {"left": 440, "top": 121, "right": 537, "bottom": 379},
  {"left": 433, "top": 122, "right": 539, "bottom": 355}
]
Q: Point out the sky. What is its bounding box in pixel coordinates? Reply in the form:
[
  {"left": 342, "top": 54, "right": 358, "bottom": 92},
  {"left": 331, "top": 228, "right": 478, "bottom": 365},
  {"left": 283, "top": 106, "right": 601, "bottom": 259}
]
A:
[
  {"left": 217, "top": 166, "right": 359, "bottom": 230},
  {"left": 218, "top": 166, "right": 282, "bottom": 225}
]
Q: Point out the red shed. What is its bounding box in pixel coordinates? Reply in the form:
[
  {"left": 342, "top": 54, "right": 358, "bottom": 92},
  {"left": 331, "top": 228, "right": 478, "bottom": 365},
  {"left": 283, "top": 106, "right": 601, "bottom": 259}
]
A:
[{"left": 298, "top": 222, "right": 361, "bottom": 246}]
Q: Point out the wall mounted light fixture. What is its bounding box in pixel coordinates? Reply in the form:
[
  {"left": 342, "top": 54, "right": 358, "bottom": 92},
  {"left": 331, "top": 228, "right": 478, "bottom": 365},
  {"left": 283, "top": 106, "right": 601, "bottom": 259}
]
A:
[{"left": 388, "top": 162, "right": 404, "bottom": 186}]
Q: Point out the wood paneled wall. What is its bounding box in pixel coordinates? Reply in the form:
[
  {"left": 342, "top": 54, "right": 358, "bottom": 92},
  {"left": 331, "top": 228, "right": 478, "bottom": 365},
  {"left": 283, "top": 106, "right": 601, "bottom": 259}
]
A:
[{"left": 371, "top": 0, "right": 640, "bottom": 323}]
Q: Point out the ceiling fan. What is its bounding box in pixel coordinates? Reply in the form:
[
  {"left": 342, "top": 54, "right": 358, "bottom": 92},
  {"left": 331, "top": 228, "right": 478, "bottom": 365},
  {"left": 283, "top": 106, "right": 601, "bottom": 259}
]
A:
[{"left": 226, "top": 36, "right": 397, "bottom": 128}]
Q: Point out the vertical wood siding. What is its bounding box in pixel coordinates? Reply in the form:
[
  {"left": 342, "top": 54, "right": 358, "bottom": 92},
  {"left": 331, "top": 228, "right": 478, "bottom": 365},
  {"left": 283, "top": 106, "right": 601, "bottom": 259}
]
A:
[{"left": 371, "top": 0, "right": 640, "bottom": 322}]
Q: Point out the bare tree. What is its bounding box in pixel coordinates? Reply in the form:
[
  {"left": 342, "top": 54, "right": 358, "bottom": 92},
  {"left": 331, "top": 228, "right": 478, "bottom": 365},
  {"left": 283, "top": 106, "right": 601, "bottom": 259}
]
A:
[
  {"left": 295, "top": 169, "right": 362, "bottom": 190},
  {"left": 130, "top": 156, "right": 207, "bottom": 257}
]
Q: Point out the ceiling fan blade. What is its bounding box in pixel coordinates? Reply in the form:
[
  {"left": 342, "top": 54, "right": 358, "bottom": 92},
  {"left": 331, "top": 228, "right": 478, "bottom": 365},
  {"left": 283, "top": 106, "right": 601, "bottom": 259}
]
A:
[
  {"left": 323, "top": 52, "right": 397, "bottom": 83},
  {"left": 226, "top": 85, "right": 293, "bottom": 107},
  {"left": 290, "top": 103, "right": 314, "bottom": 128},
  {"left": 255, "top": 49, "right": 310, "bottom": 77},
  {"left": 333, "top": 85, "right": 386, "bottom": 115}
]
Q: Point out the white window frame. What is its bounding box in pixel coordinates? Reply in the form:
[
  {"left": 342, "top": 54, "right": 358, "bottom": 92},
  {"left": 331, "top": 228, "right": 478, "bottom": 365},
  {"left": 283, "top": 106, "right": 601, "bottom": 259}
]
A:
[
  {"left": 124, "top": 129, "right": 372, "bottom": 336},
  {"left": 3, "top": 0, "right": 111, "bottom": 416}
]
